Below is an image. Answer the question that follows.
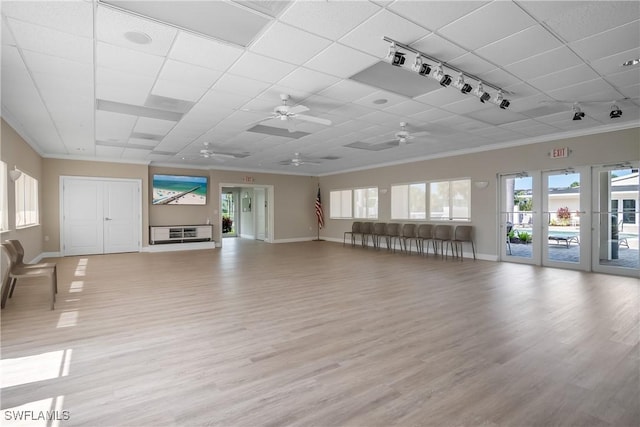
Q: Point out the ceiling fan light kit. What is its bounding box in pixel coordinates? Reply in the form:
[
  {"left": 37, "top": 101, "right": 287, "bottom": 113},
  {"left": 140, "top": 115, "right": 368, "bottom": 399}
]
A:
[{"left": 250, "top": 94, "right": 332, "bottom": 133}]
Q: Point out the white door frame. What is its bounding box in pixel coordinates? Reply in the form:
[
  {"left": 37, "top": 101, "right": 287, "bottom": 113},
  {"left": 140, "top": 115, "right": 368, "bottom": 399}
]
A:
[
  {"left": 499, "top": 172, "right": 541, "bottom": 266},
  {"left": 218, "top": 183, "right": 274, "bottom": 247},
  {"left": 541, "top": 167, "right": 590, "bottom": 271},
  {"left": 591, "top": 162, "right": 639, "bottom": 277},
  {"left": 60, "top": 176, "right": 142, "bottom": 255}
]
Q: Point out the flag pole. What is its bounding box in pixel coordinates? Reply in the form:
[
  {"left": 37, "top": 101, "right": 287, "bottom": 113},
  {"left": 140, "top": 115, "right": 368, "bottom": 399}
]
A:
[{"left": 314, "top": 184, "right": 324, "bottom": 241}]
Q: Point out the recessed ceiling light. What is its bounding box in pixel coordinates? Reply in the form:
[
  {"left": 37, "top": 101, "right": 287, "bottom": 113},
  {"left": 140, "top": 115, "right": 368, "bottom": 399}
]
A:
[
  {"left": 622, "top": 58, "right": 640, "bottom": 66},
  {"left": 124, "top": 31, "right": 152, "bottom": 45},
  {"left": 373, "top": 99, "right": 388, "bottom": 105}
]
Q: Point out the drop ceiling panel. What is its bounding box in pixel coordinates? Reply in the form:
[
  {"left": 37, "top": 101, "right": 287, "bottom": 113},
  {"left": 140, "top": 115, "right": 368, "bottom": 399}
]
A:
[
  {"left": 589, "top": 48, "right": 640, "bottom": 76},
  {"left": 414, "top": 87, "right": 471, "bottom": 108},
  {"left": 210, "top": 74, "right": 271, "bottom": 98},
  {"left": 277, "top": 68, "right": 341, "bottom": 94},
  {"left": 504, "top": 46, "right": 583, "bottom": 81},
  {"left": 2, "top": 1, "right": 93, "bottom": 38},
  {"left": 353, "top": 89, "right": 409, "bottom": 111},
  {"left": 410, "top": 33, "right": 468, "bottom": 63},
  {"left": 279, "top": 1, "right": 380, "bottom": 40},
  {"left": 228, "top": 52, "right": 298, "bottom": 84},
  {"left": 339, "top": 9, "right": 430, "bottom": 58},
  {"left": 318, "top": 80, "right": 378, "bottom": 103},
  {"left": 408, "top": 107, "right": 452, "bottom": 123},
  {"left": 475, "top": 25, "right": 563, "bottom": 66},
  {"left": 97, "top": 67, "right": 155, "bottom": 105},
  {"left": 519, "top": 0, "right": 640, "bottom": 43},
  {"left": 157, "top": 60, "right": 222, "bottom": 88},
  {"left": 133, "top": 117, "right": 177, "bottom": 136},
  {"left": 152, "top": 79, "right": 211, "bottom": 102},
  {"left": 383, "top": 100, "right": 432, "bottom": 117},
  {"left": 8, "top": 18, "right": 93, "bottom": 64},
  {"left": 350, "top": 61, "right": 440, "bottom": 98},
  {"left": 304, "top": 43, "right": 379, "bottom": 79},
  {"left": 2, "top": 20, "right": 16, "bottom": 46},
  {"left": 105, "top": 0, "right": 272, "bottom": 47},
  {"left": 169, "top": 31, "right": 243, "bottom": 71},
  {"left": 547, "top": 78, "right": 620, "bottom": 103},
  {"left": 569, "top": 20, "right": 640, "bottom": 61},
  {"left": 605, "top": 67, "right": 640, "bottom": 89},
  {"left": 97, "top": 42, "right": 164, "bottom": 77},
  {"left": 96, "top": 145, "right": 125, "bottom": 158},
  {"left": 250, "top": 22, "right": 332, "bottom": 66},
  {"left": 96, "top": 110, "right": 137, "bottom": 142},
  {"left": 466, "top": 108, "right": 528, "bottom": 126},
  {"left": 441, "top": 97, "right": 493, "bottom": 115},
  {"left": 446, "top": 53, "right": 498, "bottom": 77},
  {"left": 21, "top": 50, "right": 92, "bottom": 82},
  {"left": 528, "top": 64, "right": 601, "bottom": 93},
  {"left": 96, "top": 5, "right": 177, "bottom": 56},
  {"left": 389, "top": 0, "right": 488, "bottom": 31},
  {"left": 358, "top": 110, "right": 402, "bottom": 126},
  {"left": 439, "top": 1, "right": 536, "bottom": 51}
]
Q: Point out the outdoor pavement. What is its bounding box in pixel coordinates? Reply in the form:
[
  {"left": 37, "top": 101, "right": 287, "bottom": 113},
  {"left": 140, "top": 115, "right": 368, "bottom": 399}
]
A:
[{"left": 507, "top": 240, "right": 639, "bottom": 269}]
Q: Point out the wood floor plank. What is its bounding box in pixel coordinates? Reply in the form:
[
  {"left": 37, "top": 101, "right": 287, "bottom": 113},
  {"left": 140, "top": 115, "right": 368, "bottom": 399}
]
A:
[{"left": 1, "top": 239, "right": 638, "bottom": 426}]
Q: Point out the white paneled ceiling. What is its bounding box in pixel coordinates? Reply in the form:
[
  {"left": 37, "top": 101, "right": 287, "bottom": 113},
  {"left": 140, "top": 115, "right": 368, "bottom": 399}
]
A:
[{"left": 1, "top": 0, "right": 638, "bottom": 175}]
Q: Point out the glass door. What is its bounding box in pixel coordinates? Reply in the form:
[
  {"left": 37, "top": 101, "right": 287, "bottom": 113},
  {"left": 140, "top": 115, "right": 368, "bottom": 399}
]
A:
[
  {"left": 592, "top": 164, "right": 639, "bottom": 276},
  {"left": 542, "top": 169, "right": 588, "bottom": 270},
  {"left": 500, "top": 173, "right": 540, "bottom": 265},
  {"left": 221, "top": 191, "right": 237, "bottom": 237}
]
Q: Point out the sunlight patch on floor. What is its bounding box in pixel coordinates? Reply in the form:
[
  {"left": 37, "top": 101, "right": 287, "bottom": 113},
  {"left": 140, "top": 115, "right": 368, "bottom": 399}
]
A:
[
  {"left": 56, "top": 311, "right": 78, "bottom": 328},
  {"left": 1, "top": 349, "right": 72, "bottom": 388}
]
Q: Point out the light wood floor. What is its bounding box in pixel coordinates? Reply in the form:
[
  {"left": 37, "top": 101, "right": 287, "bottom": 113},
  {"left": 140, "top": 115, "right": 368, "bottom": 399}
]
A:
[{"left": 1, "top": 239, "right": 638, "bottom": 426}]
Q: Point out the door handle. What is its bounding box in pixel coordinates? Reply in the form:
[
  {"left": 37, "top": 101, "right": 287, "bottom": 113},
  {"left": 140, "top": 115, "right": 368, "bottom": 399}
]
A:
[{"left": 105, "top": 217, "right": 112, "bottom": 221}]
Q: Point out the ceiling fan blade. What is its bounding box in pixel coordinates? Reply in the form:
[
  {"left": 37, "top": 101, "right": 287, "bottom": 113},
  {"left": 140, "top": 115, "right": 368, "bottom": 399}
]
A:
[
  {"left": 246, "top": 115, "right": 278, "bottom": 128},
  {"left": 287, "top": 118, "right": 297, "bottom": 133},
  {"left": 288, "top": 104, "right": 310, "bottom": 115},
  {"left": 294, "top": 114, "right": 332, "bottom": 126},
  {"left": 412, "top": 130, "right": 431, "bottom": 136}
]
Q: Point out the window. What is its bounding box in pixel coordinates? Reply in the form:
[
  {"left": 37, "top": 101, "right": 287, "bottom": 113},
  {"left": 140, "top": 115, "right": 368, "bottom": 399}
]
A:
[
  {"left": 330, "top": 189, "right": 352, "bottom": 219},
  {"left": 391, "top": 183, "right": 426, "bottom": 219},
  {"left": 15, "top": 170, "right": 39, "bottom": 228},
  {"left": 430, "top": 179, "right": 470, "bottom": 220},
  {"left": 622, "top": 199, "right": 636, "bottom": 224},
  {"left": 353, "top": 187, "right": 378, "bottom": 219},
  {"left": 0, "top": 162, "right": 7, "bottom": 231}
]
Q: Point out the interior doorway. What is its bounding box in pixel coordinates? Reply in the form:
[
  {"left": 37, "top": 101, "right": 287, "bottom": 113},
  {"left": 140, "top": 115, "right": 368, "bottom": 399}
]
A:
[
  {"left": 221, "top": 190, "right": 238, "bottom": 238},
  {"left": 218, "top": 184, "right": 273, "bottom": 247}
]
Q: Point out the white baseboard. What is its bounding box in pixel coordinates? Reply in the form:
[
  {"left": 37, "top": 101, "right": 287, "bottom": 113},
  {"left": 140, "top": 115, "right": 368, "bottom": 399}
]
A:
[
  {"left": 240, "top": 233, "right": 256, "bottom": 239},
  {"left": 322, "top": 237, "right": 498, "bottom": 261},
  {"left": 33, "top": 252, "right": 62, "bottom": 262},
  {"left": 272, "top": 237, "right": 317, "bottom": 243},
  {"left": 142, "top": 241, "right": 217, "bottom": 252}
]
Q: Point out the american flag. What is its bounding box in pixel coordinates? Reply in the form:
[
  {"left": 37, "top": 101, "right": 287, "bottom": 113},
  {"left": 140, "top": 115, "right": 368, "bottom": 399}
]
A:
[{"left": 315, "top": 187, "right": 324, "bottom": 229}]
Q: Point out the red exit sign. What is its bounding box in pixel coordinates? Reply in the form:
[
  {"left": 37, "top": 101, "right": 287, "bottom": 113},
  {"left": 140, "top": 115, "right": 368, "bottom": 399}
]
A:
[{"left": 551, "top": 147, "right": 569, "bottom": 158}]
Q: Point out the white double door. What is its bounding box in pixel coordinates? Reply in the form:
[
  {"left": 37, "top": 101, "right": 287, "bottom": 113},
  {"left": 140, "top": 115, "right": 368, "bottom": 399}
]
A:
[{"left": 62, "top": 177, "right": 141, "bottom": 256}]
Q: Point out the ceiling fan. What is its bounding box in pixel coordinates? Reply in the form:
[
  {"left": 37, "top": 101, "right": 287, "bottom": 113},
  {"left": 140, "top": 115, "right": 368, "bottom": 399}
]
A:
[
  {"left": 252, "top": 94, "right": 332, "bottom": 132},
  {"left": 278, "top": 152, "right": 321, "bottom": 166},
  {"left": 384, "top": 122, "right": 430, "bottom": 146},
  {"left": 182, "top": 142, "right": 250, "bottom": 162}
]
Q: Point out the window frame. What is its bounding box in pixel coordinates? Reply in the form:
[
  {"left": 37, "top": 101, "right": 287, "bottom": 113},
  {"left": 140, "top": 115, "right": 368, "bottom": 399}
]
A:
[
  {"left": 429, "top": 178, "right": 471, "bottom": 221},
  {"left": 0, "top": 161, "right": 7, "bottom": 231},
  {"left": 353, "top": 187, "right": 378, "bottom": 220},
  {"left": 390, "top": 182, "right": 426, "bottom": 220},
  {"left": 329, "top": 189, "right": 353, "bottom": 219},
  {"left": 14, "top": 169, "right": 39, "bottom": 228}
]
